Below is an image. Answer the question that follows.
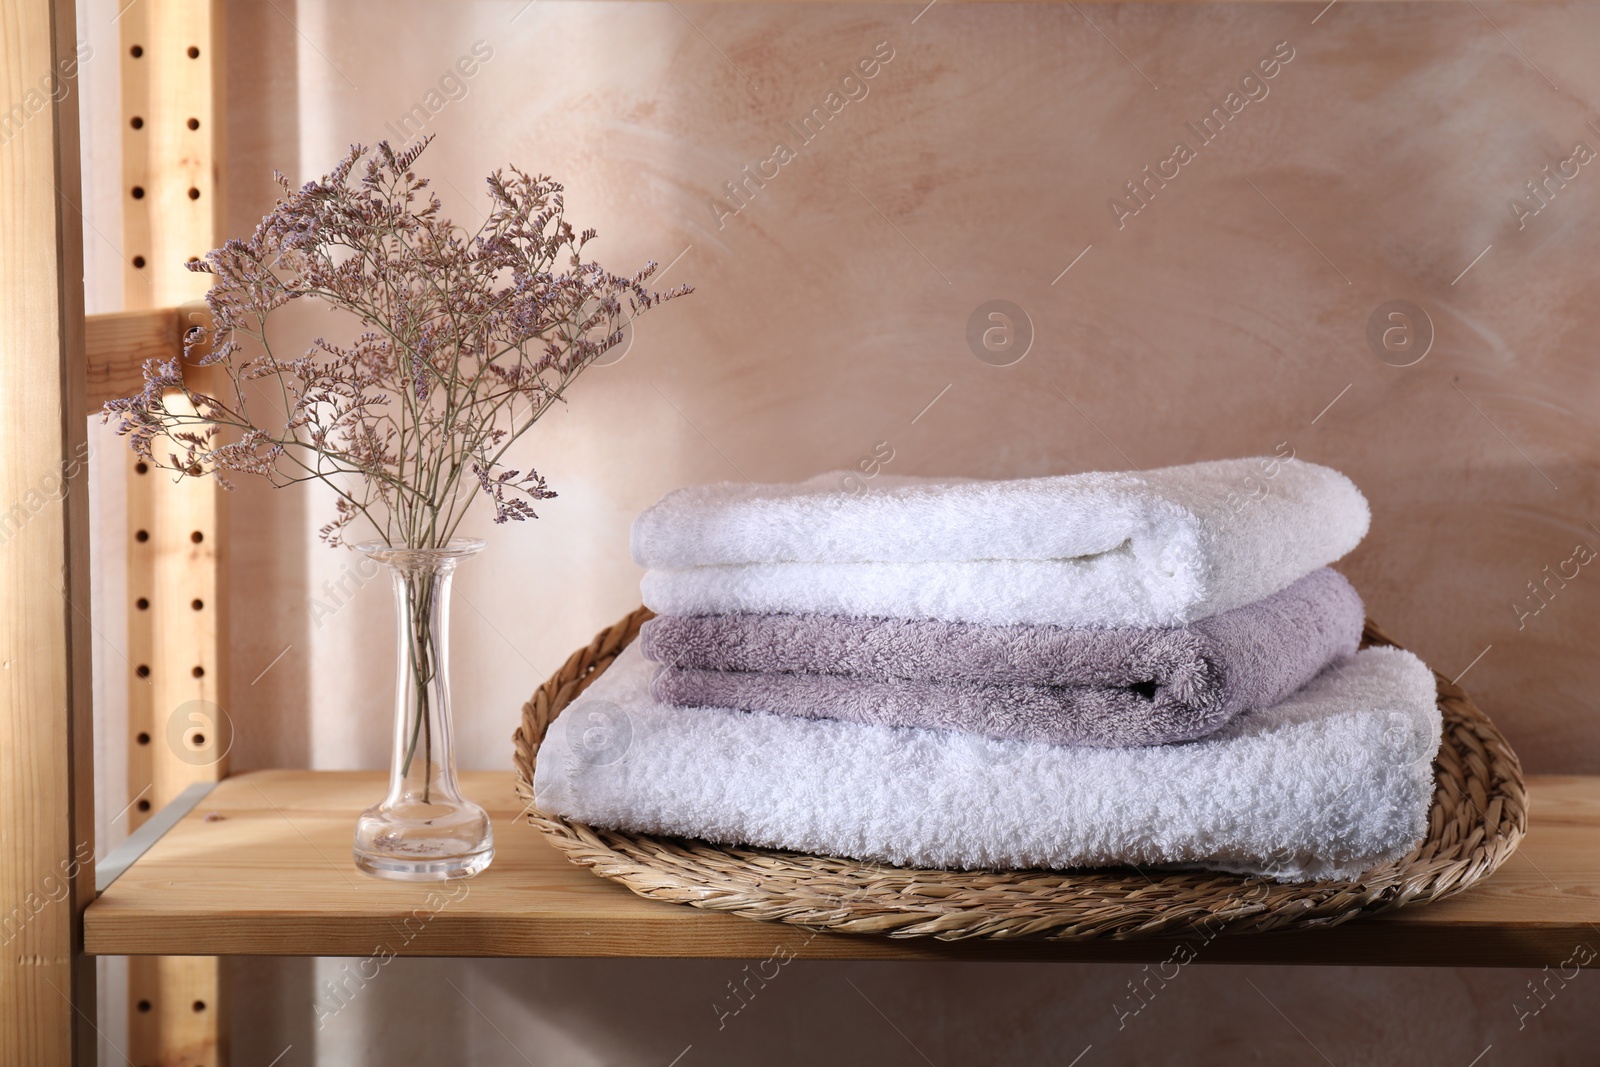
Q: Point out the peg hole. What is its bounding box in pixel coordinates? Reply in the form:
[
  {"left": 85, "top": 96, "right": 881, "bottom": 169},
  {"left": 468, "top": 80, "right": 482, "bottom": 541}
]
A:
[
  {"left": 135, "top": 529, "right": 149, "bottom": 542},
  {"left": 136, "top": 732, "right": 150, "bottom": 745},
  {"left": 187, "top": 117, "right": 200, "bottom": 130},
  {"left": 192, "top": 665, "right": 205, "bottom": 678},
  {"left": 190, "top": 530, "right": 204, "bottom": 543},
  {"left": 130, "top": 116, "right": 143, "bottom": 129},
  {"left": 129, "top": 45, "right": 143, "bottom": 58},
  {"left": 135, "top": 664, "right": 150, "bottom": 678},
  {"left": 187, "top": 46, "right": 200, "bottom": 59},
  {"left": 136, "top": 597, "right": 149, "bottom": 610},
  {"left": 192, "top": 598, "right": 204, "bottom": 610},
  {"left": 132, "top": 256, "right": 146, "bottom": 269}
]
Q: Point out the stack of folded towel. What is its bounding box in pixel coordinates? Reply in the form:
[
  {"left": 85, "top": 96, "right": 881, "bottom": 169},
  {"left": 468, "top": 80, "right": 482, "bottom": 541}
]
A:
[{"left": 534, "top": 457, "right": 1443, "bottom": 882}]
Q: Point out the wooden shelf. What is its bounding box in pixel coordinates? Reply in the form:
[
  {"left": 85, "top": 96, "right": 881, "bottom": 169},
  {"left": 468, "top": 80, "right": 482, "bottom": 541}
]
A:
[{"left": 84, "top": 770, "right": 1600, "bottom": 966}]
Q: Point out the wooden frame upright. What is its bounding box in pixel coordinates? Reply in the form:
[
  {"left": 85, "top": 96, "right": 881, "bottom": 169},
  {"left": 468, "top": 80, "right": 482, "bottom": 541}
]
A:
[
  {"left": 0, "top": 0, "right": 96, "bottom": 1063},
  {"left": 117, "top": 2, "right": 228, "bottom": 1064}
]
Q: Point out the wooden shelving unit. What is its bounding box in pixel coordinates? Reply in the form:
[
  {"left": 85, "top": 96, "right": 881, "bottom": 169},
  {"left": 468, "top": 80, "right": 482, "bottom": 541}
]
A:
[
  {"left": 5, "top": 0, "right": 1599, "bottom": 1060},
  {"left": 84, "top": 770, "right": 1600, "bottom": 967}
]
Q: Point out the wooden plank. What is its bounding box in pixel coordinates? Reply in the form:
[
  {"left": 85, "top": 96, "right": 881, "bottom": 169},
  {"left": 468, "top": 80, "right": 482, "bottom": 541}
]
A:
[
  {"left": 83, "top": 771, "right": 1600, "bottom": 966},
  {"left": 84, "top": 307, "right": 181, "bottom": 410},
  {"left": 119, "top": 2, "right": 227, "bottom": 1064},
  {"left": 0, "top": 0, "right": 96, "bottom": 1062},
  {"left": 119, "top": 3, "right": 219, "bottom": 309}
]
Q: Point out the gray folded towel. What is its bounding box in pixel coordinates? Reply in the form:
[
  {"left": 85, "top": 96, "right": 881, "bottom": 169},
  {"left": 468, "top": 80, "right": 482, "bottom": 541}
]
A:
[{"left": 641, "top": 568, "right": 1365, "bottom": 747}]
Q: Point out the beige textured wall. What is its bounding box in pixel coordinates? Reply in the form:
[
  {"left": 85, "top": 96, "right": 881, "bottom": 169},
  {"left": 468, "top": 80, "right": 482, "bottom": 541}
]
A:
[
  {"left": 222, "top": 0, "right": 1600, "bottom": 779},
  {"left": 84, "top": 1, "right": 1600, "bottom": 1062}
]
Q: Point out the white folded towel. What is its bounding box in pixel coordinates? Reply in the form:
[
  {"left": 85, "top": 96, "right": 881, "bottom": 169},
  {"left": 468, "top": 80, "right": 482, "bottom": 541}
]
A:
[
  {"left": 635, "top": 456, "right": 1369, "bottom": 627},
  {"left": 533, "top": 644, "right": 1440, "bottom": 881}
]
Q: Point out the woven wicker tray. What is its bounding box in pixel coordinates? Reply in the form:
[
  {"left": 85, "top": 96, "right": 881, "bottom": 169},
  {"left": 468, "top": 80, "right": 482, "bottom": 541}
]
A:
[{"left": 512, "top": 608, "right": 1526, "bottom": 942}]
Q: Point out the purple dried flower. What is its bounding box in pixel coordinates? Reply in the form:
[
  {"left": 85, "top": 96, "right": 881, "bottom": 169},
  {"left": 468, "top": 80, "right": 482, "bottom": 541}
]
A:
[{"left": 101, "top": 136, "right": 690, "bottom": 548}]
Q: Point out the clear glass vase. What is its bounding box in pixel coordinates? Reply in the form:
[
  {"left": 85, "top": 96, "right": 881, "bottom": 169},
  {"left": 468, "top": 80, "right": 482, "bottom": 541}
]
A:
[{"left": 352, "top": 539, "right": 493, "bottom": 880}]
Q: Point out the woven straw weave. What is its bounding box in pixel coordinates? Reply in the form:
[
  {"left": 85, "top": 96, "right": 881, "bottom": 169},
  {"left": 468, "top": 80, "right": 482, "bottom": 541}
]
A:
[{"left": 512, "top": 608, "right": 1525, "bottom": 942}]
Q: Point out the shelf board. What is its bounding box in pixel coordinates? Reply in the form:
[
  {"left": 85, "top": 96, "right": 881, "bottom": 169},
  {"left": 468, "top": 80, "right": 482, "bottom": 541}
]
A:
[{"left": 84, "top": 770, "right": 1600, "bottom": 965}]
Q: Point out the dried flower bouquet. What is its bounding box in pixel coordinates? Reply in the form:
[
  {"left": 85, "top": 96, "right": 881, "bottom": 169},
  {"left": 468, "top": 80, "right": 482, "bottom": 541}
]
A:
[{"left": 104, "top": 136, "right": 689, "bottom": 878}]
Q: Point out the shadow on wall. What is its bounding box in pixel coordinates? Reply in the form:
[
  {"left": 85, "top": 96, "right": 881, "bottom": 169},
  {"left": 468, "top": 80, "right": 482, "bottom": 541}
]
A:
[
  {"left": 228, "top": 955, "right": 1600, "bottom": 1066},
  {"left": 222, "top": 0, "right": 315, "bottom": 774},
  {"left": 220, "top": 0, "right": 318, "bottom": 1056}
]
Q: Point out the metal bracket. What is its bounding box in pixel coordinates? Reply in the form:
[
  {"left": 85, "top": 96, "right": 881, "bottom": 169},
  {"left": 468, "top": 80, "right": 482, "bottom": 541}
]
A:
[{"left": 96, "top": 780, "right": 218, "bottom": 893}]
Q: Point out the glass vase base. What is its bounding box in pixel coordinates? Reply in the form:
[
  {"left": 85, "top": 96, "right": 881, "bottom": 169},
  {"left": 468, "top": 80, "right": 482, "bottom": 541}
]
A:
[
  {"left": 353, "top": 845, "right": 493, "bottom": 881},
  {"left": 352, "top": 799, "right": 494, "bottom": 881}
]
